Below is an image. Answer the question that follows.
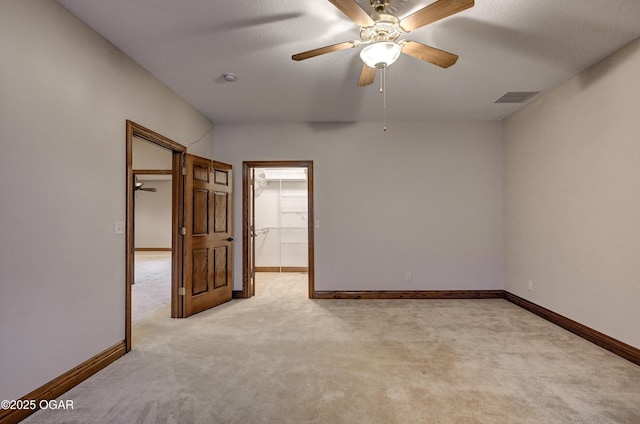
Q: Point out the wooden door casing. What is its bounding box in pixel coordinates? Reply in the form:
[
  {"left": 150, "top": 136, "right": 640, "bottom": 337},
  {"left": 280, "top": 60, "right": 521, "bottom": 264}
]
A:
[
  {"left": 126, "top": 120, "right": 187, "bottom": 351},
  {"left": 241, "top": 161, "right": 314, "bottom": 298},
  {"left": 249, "top": 167, "right": 256, "bottom": 297}
]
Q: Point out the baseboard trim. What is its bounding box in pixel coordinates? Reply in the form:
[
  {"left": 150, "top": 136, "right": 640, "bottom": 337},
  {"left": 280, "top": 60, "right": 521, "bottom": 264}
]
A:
[
  {"left": 255, "top": 267, "right": 308, "bottom": 273},
  {"left": 0, "top": 341, "right": 126, "bottom": 424},
  {"left": 313, "top": 290, "right": 504, "bottom": 300},
  {"left": 503, "top": 292, "right": 640, "bottom": 366},
  {"left": 232, "top": 290, "right": 246, "bottom": 299},
  {"left": 135, "top": 248, "right": 172, "bottom": 251}
]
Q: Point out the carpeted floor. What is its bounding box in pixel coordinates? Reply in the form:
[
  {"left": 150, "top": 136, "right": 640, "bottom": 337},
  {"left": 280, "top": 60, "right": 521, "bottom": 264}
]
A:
[
  {"left": 132, "top": 251, "right": 172, "bottom": 327},
  {"left": 23, "top": 261, "right": 640, "bottom": 423}
]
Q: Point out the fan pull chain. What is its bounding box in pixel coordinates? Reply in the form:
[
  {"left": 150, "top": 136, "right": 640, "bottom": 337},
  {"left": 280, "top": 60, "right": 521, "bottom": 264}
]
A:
[{"left": 380, "top": 66, "right": 387, "bottom": 132}]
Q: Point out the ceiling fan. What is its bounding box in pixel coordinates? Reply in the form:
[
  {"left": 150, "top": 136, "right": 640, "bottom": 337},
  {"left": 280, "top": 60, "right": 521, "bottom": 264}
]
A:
[
  {"left": 134, "top": 177, "right": 157, "bottom": 192},
  {"left": 292, "top": 0, "right": 474, "bottom": 86}
]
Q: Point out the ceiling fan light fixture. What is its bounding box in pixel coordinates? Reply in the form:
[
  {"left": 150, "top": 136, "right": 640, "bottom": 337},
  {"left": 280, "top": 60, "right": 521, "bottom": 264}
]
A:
[{"left": 360, "top": 41, "right": 402, "bottom": 68}]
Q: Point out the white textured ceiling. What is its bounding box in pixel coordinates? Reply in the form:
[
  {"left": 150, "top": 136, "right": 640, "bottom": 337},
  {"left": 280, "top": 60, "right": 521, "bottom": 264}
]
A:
[{"left": 56, "top": 0, "right": 640, "bottom": 124}]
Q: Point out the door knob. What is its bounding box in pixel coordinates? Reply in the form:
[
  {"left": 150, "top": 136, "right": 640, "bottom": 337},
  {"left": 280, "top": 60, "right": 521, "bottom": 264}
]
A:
[{"left": 225, "top": 237, "right": 234, "bottom": 242}]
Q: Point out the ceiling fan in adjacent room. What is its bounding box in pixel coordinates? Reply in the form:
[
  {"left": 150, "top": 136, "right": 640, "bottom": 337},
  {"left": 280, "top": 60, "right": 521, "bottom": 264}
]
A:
[
  {"left": 134, "top": 177, "right": 157, "bottom": 192},
  {"left": 292, "top": 0, "right": 474, "bottom": 86}
]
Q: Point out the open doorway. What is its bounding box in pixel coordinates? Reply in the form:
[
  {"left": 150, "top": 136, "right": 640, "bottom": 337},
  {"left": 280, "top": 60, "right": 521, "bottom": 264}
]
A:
[
  {"left": 132, "top": 138, "right": 173, "bottom": 331},
  {"left": 125, "top": 120, "right": 186, "bottom": 352},
  {"left": 242, "top": 161, "right": 315, "bottom": 299}
]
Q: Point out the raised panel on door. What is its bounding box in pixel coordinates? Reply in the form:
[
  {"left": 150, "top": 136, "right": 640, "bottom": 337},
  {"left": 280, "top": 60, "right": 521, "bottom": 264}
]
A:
[
  {"left": 213, "top": 246, "right": 228, "bottom": 289},
  {"left": 191, "top": 248, "right": 209, "bottom": 296}
]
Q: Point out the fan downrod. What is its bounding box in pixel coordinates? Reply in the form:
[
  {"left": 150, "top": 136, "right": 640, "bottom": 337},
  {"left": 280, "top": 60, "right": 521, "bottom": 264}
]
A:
[{"left": 370, "top": 0, "right": 389, "bottom": 13}]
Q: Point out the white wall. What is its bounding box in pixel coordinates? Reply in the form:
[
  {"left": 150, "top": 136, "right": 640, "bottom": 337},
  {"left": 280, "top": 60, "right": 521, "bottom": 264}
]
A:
[
  {"left": 133, "top": 136, "right": 173, "bottom": 169},
  {"left": 0, "top": 0, "right": 214, "bottom": 400},
  {"left": 504, "top": 39, "right": 640, "bottom": 349},
  {"left": 214, "top": 121, "right": 504, "bottom": 292},
  {"left": 135, "top": 179, "right": 172, "bottom": 249}
]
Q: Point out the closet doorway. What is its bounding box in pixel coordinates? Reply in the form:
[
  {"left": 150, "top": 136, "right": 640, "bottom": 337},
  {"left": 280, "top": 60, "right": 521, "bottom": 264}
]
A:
[{"left": 242, "top": 161, "right": 314, "bottom": 298}]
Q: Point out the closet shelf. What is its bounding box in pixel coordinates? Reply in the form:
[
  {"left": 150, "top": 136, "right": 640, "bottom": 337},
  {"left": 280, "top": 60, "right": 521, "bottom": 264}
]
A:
[{"left": 255, "top": 226, "right": 307, "bottom": 232}]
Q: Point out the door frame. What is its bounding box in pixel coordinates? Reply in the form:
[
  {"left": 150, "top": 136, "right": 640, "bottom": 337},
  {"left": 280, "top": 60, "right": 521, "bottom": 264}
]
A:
[
  {"left": 125, "top": 120, "right": 186, "bottom": 352},
  {"left": 242, "top": 161, "right": 315, "bottom": 299}
]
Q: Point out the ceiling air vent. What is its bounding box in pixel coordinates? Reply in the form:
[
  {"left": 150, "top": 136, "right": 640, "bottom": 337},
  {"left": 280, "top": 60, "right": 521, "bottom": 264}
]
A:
[{"left": 495, "top": 91, "right": 539, "bottom": 103}]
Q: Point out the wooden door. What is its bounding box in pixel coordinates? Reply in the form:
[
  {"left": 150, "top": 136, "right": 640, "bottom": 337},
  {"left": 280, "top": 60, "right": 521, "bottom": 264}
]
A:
[{"left": 183, "top": 154, "right": 233, "bottom": 317}]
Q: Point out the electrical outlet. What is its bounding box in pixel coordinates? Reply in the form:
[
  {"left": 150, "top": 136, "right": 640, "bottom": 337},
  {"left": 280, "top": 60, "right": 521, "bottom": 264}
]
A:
[
  {"left": 528, "top": 280, "right": 533, "bottom": 291},
  {"left": 405, "top": 273, "right": 412, "bottom": 282}
]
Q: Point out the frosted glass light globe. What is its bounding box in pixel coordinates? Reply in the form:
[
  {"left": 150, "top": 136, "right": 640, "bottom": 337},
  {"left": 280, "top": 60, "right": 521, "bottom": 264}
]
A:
[{"left": 360, "top": 41, "right": 402, "bottom": 68}]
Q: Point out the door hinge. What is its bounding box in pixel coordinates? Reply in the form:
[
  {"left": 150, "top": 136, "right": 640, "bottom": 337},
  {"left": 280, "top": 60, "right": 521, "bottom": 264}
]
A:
[
  {"left": 180, "top": 227, "right": 186, "bottom": 236},
  {"left": 178, "top": 287, "right": 186, "bottom": 296},
  {"left": 182, "top": 166, "right": 187, "bottom": 176}
]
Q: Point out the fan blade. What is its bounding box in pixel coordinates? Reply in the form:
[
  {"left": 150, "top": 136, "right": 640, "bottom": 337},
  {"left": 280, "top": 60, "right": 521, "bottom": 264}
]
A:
[
  {"left": 292, "top": 41, "right": 358, "bottom": 61},
  {"left": 328, "top": 0, "right": 375, "bottom": 27},
  {"left": 400, "top": 0, "right": 474, "bottom": 32},
  {"left": 357, "top": 64, "right": 377, "bottom": 86},
  {"left": 401, "top": 40, "right": 458, "bottom": 68}
]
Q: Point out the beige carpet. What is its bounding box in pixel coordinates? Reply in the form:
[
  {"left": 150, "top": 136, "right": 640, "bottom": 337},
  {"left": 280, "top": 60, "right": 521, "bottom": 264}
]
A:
[
  {"left": 23, "top": 267, "right": 640, "bottom": 423},
  {"left": 132, "top": 252, "right": 172, "bottom": 327}
]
